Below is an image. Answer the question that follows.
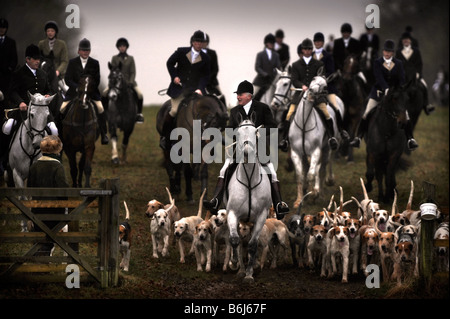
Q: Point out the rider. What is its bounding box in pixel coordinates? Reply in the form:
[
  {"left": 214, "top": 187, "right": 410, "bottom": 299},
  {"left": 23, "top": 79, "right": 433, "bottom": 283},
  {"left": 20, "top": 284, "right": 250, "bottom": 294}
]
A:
[
  {"left": 110, "top": 37, "right": 144, "bottom": 123},
  {"left": 60, "top": 38, "right": 109, "bottom": 145},
  {"left": 396, "top": 32, "right": 434, "bottom": 115},
  {"left": 349, "top": 39, "right": 419, "bottom": 151},
  {"left": 274, "top": 29, "right": 290, "bottom": 71},
  {"left": 201, "top": 34, "right": 224, "bottom": 101},
  {"left": 160, "top": 30, "right": 211, "bottom": 151},
  {"left": 253, "top": 33, "right": 281, "bottom": 102},
  {"left": 203, "top": 80, "right": 289, "bottom": 220},
  {"left": 38, "top": 21, "right": 69, "bottom": 83},
  {"left": 278, "top": 38, "right": 345, "bottom": 152}
]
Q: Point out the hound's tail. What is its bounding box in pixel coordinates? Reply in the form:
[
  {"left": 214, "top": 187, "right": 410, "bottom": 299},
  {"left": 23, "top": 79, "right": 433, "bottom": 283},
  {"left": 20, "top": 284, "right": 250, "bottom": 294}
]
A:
[{"left": 124, "top": 201, "right": 130, "bottom": 221}]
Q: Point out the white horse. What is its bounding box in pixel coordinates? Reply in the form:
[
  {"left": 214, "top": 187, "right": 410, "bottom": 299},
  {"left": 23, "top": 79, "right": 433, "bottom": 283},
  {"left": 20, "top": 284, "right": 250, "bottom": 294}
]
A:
[
  {"left": 224, "top": 119, "right": 272, "bottom": 282},
  {"left": 270, "top": 69, "right": 292, "bottom": 124},
  {"left": 9, "top": 92, "right": 55, "bottom": 188},
  {"left": 287, "top": 76, "right": 345, "bottom": 208}
]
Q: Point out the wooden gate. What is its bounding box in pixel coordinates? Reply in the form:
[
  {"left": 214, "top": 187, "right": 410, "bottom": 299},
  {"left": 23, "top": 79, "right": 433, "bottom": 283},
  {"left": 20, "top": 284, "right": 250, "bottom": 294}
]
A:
[{"left": 0, "top": 178, "right": 119, "bottom": 288}]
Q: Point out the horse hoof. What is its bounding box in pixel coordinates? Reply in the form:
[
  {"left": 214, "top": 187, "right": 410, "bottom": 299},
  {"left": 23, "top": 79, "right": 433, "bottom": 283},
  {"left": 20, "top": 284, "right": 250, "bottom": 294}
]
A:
[
  {"left": 243, "top": 276, "right": 255, "bottom": 283},
  {"left": 325, "top": 178, "right": 335, "bottom": 186},
  {"left": 111, "top": 157, "right": 120, "bottom": 164}
]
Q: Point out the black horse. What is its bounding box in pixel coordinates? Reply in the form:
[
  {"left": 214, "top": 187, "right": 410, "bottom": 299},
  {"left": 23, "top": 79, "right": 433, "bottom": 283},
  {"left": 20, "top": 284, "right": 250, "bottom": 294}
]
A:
[
  {"left": 364, "top": 85, "right": 410, "bottom": 203},
  {"left": 156, "top": 94, "right": 228, "bottom": 201},
  {"left": 105, "top": 62, "right": 137, "bottom": 164},
  {"left": 39, "top": 51, "right": 64, "bottom": 120}
]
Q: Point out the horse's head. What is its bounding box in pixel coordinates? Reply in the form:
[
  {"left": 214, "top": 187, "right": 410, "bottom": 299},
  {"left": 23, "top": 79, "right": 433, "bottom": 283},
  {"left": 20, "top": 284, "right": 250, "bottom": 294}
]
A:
[
  {"left": 77, "top": 75, "right": 95, "bottom": 108},
  {"left": 342, "top": 54, "right": 359, "bottom": 80},
  {"left": 236, "top": 118, "right": 258, "bottom": 163},
  {"left": 107, "top": 62, "right": 124, "bottom": 101},
  {"left": 196, "top": 95, "right": 229, "bottom": 132},
  {"left": 307, "top": 76, "right": 328, "bottom": 101},
  {"left": 382, "top": 86, "right": 409, "bottom": 125},
  {"left": 271, "top": 69, "right": 292, "bottom": 109},
  {"left": 26, "top": 92, "right": 52, "bottom": 149}
]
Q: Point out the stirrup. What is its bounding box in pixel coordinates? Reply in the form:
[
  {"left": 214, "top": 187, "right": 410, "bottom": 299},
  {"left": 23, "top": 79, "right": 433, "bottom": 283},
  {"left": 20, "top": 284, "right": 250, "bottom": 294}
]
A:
[
  {"left": 407, "top": 138, "right": 418, "bottom": 151},
  {"left": 340, "top": 130, "right": 350, "bottom": 141},
  {"left": 203, "top": 198, "right": 219, "bottom": 214},
  {"left": 278, "top": 139, "right": 289, "bottom": 152},
  {"left": 136, "top": 113, "right": 144, "bottom": 123},
  {"left": 349, "top": 137, "right": 361, "bottom": 148},
  {"left": 328, "top": 137, "right": 338, "bottom": 150}
]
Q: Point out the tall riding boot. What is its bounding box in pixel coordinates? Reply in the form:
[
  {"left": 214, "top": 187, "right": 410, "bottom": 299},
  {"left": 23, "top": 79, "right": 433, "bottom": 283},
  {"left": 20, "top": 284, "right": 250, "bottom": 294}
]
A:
[
  {"left": 271, "top": 181, "right": 289, "bottom": 220},
  {"left": 136, "top": 98, "right": 144, "bottom": 123},
  {"left": 349, "top": 118, "right": 368, "bottom": 148},
  {"left": 334, "top": 109, "right": 350, "bottom": 141},
  {"left": 278, "top": 120, "right": 290, "bottom": 152},
  {"left": 203, "top": 177, "right": 225, "bottom": 215},
  {"left": 325, "top": 118, "right": 338, "bottom": 150},
  {"left": 98, "top": 113, "right": 109, "bottom": 145},
  {"left": 160, "top": 112, "right": 175, "bottom": 150},
  {"left": 404, "top": 120, "right": 418, "bottom": 151}
]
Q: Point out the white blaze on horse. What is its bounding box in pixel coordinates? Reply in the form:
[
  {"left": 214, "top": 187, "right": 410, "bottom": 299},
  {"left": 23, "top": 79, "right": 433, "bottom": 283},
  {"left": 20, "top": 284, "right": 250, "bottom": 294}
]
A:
[
  {"left": 286, "top": 76, "right": 345, "bottom": 207},
  {"left": 9, "top": 92, "right": 55, "bottom": 188},
  {"left": 224, "top": 119, "right": 272, "bottom": 283}
]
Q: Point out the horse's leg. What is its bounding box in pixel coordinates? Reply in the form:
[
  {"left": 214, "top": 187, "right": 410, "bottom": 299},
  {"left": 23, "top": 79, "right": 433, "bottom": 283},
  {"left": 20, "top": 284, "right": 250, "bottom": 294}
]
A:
[
  {"left": 308, "top": 148, "right": 322, "bottom": 198},
  {"left": 324, "top": 150, "right": 334, "bottom": 186},
  {"left": 374, "top": 155, "right": 385, "bottom": 203},
  {"left": 66, "top": 151, "right": 78, "bottom": 187},
  {"left": 365, "top": 152, "right": 375, "bottom": 194},
  {"left": 244, "top": 211, "right": 267, "bottom": 282},
  {"left": 290, "top": 151, "right": 304, "bottom": 208},
  {"left": 111, "top": 136, "right": 119, "bottom": 164},
  {"left": 227, "top": 210, "right": 240, "bottom": 271},
  {"left": 184, "top": 164, "right": 193, "bottom": 203},
  {"left": 385, "top": 153, "right": 400, "bottom": 203},
  {"left": 78, "top": 151, "right": 86, "bottom": 188},
  {"left": 199, "top": 162, "right": 208, "bottom": 199}
]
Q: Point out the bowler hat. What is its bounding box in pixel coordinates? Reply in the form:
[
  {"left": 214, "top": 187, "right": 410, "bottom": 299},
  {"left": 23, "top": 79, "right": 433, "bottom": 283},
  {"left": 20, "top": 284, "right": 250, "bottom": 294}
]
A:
[
  {"left": 25, "top": 44, "right": 41, "bottom": 59},
  {"left": 383, "top": 39, "right": 395, "bottom": 52},
  {"left": 234, "top": 80, "right": 254, "bottom": 95},
  {"left": 192, "top": 30, "right": 207, "bottom": 42}
]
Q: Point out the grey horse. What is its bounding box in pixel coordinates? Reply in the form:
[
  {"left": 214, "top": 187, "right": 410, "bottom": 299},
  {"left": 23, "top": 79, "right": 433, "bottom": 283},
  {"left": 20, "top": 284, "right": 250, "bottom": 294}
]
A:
[{"left": 224, "top": 119, "right": 272, "bottom": 282}]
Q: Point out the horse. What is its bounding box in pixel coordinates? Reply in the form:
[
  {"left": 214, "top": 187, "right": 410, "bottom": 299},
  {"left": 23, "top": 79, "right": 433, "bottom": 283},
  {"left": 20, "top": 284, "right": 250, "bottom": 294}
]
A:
[
  {"left": 364, "top": 85, "right": 410, "bottom": 203},
  {"left": 288, "top": 76, "right": 345, "bottom": 208},
  {"left": 39, "top": 51, "right": 66, "bottom": 119},
  {"left": 106, "top": 62, "right": 137, "bottom": 164},
  {"left": 270, "top": 69, "right": 292, "bottom": 125},
  {"left": 156, "top": 94, "right": 228, "bottom": 201},
  {"left": 224, "top": 118, "right": 272, "bottom": 282},
  {"left": 360, "top": 47, "right": 376, "bottom": 88},
  {"left": 335, "top": 55, "right": 367, "bottom": 162},
  {"left": 9, "top": 92, "right": 55, "bottom": 188},
  {"left": 61, "top": 76, "right": 99, "bottom": 187}
]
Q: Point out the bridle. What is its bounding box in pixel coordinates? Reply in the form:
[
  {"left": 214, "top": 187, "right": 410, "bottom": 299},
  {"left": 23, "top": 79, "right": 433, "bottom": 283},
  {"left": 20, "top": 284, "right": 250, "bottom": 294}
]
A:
[{"left": 272, "top": 75, "right": 293, "bottom": 108}]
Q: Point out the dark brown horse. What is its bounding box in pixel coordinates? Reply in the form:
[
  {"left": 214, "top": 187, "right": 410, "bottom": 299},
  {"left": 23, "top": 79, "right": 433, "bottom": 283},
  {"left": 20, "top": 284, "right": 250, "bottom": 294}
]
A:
[
  {"left": 156, "top": 94, "right": 228, "bottom": 201},
  {"left": 364, "top": 85, "right": 410, "bottom": 203},
  {"left": 62, "top": 76, "right": 99, "bottom": 187},
  {"left": 336, "top": 55, "right": 367, "bottom": 162}
]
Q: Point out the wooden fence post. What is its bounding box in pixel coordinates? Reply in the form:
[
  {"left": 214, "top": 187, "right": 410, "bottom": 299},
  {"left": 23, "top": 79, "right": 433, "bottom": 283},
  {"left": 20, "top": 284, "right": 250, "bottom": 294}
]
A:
[{"left": 419, "top": 219, "right": 434, "bottom": 292}]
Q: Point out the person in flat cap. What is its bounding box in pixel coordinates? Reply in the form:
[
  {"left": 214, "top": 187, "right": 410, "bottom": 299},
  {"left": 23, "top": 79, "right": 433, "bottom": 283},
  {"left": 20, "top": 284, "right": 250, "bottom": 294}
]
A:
[
  {"left": 253, "top": 33, "right": 281, "bottom": 102},
  {"left": 61, "top": 38, "right": 109, "bottom": 145},
  {"left": 107, "top": 37, "right": 144, "bottom": 123},
  {"left": 27, "top": 135, "right": 68, "bottom": 255},
  {"left": 275, "top": 29, "right": 290, "bottom": 71},
  {"left": 350, "top": 39, "right": 418, "bottom": 151},
  {"left": 38, "top": 21, "right": 69, "bottom": 80},
  {"left": 203, "top": 80, "right": 290, "bottom": 220},
  {"left": 160, "top": 30, "right": 211, "bottom": 150}
]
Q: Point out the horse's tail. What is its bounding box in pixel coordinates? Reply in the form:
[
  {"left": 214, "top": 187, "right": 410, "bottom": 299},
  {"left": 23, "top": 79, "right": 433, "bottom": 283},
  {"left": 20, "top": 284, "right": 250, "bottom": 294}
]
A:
[
  {"left": 406, "top": 180, "right": 414, "bottom": 211},
  {"left": 360, "top": 177, "right": 369, "bottom": 200}
]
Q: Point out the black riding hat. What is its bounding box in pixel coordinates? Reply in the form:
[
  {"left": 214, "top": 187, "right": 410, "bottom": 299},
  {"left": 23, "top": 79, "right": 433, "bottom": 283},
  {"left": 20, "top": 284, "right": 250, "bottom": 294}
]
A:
[
  {"left": 275, "top": 29, "right": 284, "bottom": 39},
  {"left": 341, "top": 23, "right": 352, "bottom": 33},
  {"left": 400, "top": 32, "right": 412, "bottom": 40},
  {"left": 0, "top": 18, "right": 9, "bottom": 29},
  {"left": 313, "top": 32, "right": 325, "bottom": 42},
  {"left": 78, "top": 38, "right": 91, "bottom": 50},
  {"left": 25, "top": 44, "right": 41, "bottom": 59},
  {"left": 116, "top": 37, "right": 129, "bottom": 48},
  {"left": 383, "top": 39, "right": 395, "bottom": 52},
  {"left": 264, "top": 33, "right": 276, "bottom": 45},
  {"left": 44, "top": 20, "right": 58, "bottom": 33},
  {"left": 192, "top": 30, "right": 207, "bottom": 42},
  {"left": 301, "top": 38, "right": 313, "bottom": 50},
  {"left": 234, "top": 80, "right": 254, "bottom": 95}
]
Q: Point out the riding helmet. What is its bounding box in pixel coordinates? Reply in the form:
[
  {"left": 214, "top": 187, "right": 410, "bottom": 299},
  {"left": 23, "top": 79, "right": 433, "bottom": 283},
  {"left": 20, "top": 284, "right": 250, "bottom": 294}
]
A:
[
  {"left": 340, "top": 23, "right": 352, "bottom": 34},
  {"left": 44, "top": 20, "right": 59, "bottom": 34},
  {"left": 400, "top": 32, "right": 412, "bottom": 40},
  {"left": 0, "top": 18, "right": 8, "bottom": 29},
  {"left": 383, "top": 39, "right": 395, "bottom": 52},
  {"left": 275, "top": 29, "right": 285, "bottom": 39},
  {"left": 116, "top": 37, "right": 129, "bottom": 48},
  {"left": 192, "top": 30, "right": 207, "bottom": 42},
  {"left": 25, "top": 44, "right": 41, "bottom": 59},
  {"left": 264, "top": 33, "right": 276, "bottom": 45},
  {"left": 78, "top": 38, "right": 91, "bottom": 50},
  {"left": 313, "top": 32, "right": 325, "bottom": 42}
]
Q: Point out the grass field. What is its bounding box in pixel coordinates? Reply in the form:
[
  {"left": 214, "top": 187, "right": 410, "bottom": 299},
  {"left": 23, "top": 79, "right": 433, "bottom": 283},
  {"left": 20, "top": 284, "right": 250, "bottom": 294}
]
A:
[{"left": 0, "top": 102, "right": 448, "bottom": 299}]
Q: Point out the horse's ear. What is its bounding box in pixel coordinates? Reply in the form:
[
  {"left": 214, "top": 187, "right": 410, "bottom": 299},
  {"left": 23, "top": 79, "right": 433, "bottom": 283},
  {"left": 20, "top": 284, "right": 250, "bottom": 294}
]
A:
[
  {"left": 27, "top": 91, "right": 32, "bottom": 100},
  {"left": 276, "top": 68, "right": 282, "bottom": 76},
  {"left": 238, "top": 112, "right": 244, "bottom": 125},
  {"left": 250, "top": 110, "right": 256, "bottom": 125},
  {"left": 317, "top": 66, "right": 325, "bottom": 77}
]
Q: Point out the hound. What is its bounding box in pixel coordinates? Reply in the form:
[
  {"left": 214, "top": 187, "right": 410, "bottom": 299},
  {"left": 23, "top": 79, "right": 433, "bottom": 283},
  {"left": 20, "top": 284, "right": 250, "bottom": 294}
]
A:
[
  {"left": 193, "top": 219, "right": 214, "bottom": 272},
  {"left": 210, "top": 209, "right": 231, "bottom": 272},
  {"left": 345, "top": 218, "right": 361, "bottom": 275},
  {"left": 327, "top": 226, "right": 350, "bottom": 283},
  {"left": 173, "top": 189, "right": 206, "bottom": 263},
  {"left": 378, "top": 230, "right": 397, "bottom": 282},
  {"left": 395, "top": 224, "right": 420, "bottom": 276},
  {"left": 392, "top": 231, "right": 418, "bottom": 285},
  {"left": 434, "top": 222, "right": 449, "bottom": 272},
  {"left": 352, "top": 177, "right": 380, "bottom": 224},
  {"left": 307, "top": 225, "right": 328, "bottom": 277},
  {"left": 359, "top": 225, "right": 380, "bottom": 276},
  {"left": 368, "top": 209, "right": 389, "bottom": 232},
  {"left": 119, "top": 201, "right": 132, "bottom": 271},
  {"left": 150, "top": 191, "right": 174, "bottom": 259},
  {"left": 259, "top": 218, "right": 293, "bottom": 269},
  {"left": 146, "top": 189, "right": 181, "bottom": 231}
]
